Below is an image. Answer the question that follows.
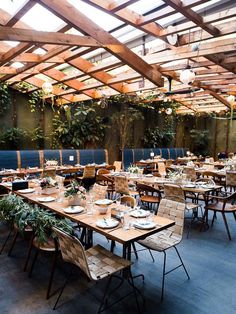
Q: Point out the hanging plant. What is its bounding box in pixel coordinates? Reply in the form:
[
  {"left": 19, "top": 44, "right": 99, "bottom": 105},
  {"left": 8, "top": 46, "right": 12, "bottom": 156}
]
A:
[{"left": 0, "top": 83, "right": 11, "bottom": 116}]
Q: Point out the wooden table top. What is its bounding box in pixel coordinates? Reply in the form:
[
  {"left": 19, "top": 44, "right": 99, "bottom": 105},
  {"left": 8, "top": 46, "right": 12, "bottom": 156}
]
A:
[{"left": 1, "top": 183, "right": 175, "bottom": 246}]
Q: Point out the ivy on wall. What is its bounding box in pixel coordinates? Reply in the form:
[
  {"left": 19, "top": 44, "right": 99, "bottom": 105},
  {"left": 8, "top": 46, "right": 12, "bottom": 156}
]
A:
[{"left": 0, "top": 83, "right": 11, "bottom": 116}]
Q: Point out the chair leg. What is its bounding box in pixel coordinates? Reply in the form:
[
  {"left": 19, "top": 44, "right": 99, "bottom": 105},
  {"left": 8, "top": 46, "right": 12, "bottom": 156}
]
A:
[
  {"left": 222, "top": 213, "right": 231, "bottom": 240},
  {"left": 110, "top": 240, "right": 116, "bottom": 253},
  {"left": 132, "top": 242, "right": 138, "bottom": 259},
  {"left": 98, "top": 276, "right": 113, "bottom": 313},
  {"left": 128, "top": 271, "right": 141, "bottom": 314},
  {"left": 53, "top": 268, "right": 73, "bottom": 310},
  {"left": 174, "top": 246, "right": 190, "bottom": 280},
  {"left": 0, "top": 227, "right": 13, "bottom": 255},
  {"left": 8, "top": 229, "right": 19, "bottom": 256},
  {"left": 161, "top": 251, "right": 167, "bottom": 301},
  {"left": 23, "top": 234, "right": 34, "bottom": 272},
  {"left": 233, "top": 211, "right": 236, "bottom": 221},
  {"left": 211, "top": 212, "right": 216, "bottom": 228},
  {"left": 46, "top": 251, "right": 58, "bottom": 300},
  {"left": 28, "top": 249, "right": 39, "bottom": 278}
]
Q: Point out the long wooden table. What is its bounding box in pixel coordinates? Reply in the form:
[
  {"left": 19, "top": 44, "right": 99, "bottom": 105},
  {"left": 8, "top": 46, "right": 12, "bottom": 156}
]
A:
[{"left": 1, "top": 183, "right": 175, "bottom": 260}]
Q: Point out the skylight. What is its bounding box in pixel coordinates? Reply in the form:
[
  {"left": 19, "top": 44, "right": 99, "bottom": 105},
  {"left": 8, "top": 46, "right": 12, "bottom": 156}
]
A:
[
  {"left": 21, "top": 3, "right": 66, "bottom": 31},
  {"left": 127, "top": 0, "right": 164, "bottom": 14},
  {"left": 0, "top": 0, "right": 27, "bottom": 15},
  {"left": 68, "top": 0, "right": 123, "bottom": 31}
]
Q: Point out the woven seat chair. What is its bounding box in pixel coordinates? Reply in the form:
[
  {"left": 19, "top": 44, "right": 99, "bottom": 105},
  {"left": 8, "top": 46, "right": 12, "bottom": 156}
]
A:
[
  {"left": 120, "top": 195, "right": 136, "bottom": 208},
  {"left": 183, "top": 166, "right": 197, "bottom": 181},
  {"left": 164, "top": 184, "right": 201, "bottom": 237},
  {"left": 157, "top": 161, "right": 166, "bottom": 177},
  {"left": 113, "top": 161, "right": 122, "bottom": 172},
  {"left": 78, "top": 165, "right": 96, "bottom": 190},
  {"left": 114, "top": 176, "right": 138, "bottom": 198},
  {"left": 137, "top": 199, "right": 190, "bottom": 300},
  {"left": 52, "top": 227, "right": 141, "bottom": 313},
  {"left": 41, "top": 169, "right": 56, "bottom": 179},
  {"left": 226, "top": 171, "right": 236, "bottom": 192}
]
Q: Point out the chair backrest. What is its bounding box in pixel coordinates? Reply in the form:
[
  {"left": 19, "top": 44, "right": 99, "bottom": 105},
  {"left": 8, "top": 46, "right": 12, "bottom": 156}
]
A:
[
  {"left": 91, "top": 183, "right": 107, "bottom": 200},
  {"left": 113, "top": 161, "right": 122, "bottom": 172},
  {"left": 158, "top": 161, "right": 166, "bottom": 176},
  {"left": 120, "top": 195, "right": 136, "bottom": 208},
  {"left": 97, "top": 168, "right": 110, "bottom": 175},
  {"left": 114, "top": 176, "right": 130, "bottom": 195},
  {"left": 165, "top": 159, "right": 173, "bottom": 167},
  {"left": 136, "top": 183, "right": 160, "bottom": 197},
  {"left": 226, "top": 171, "right": 236, "bottom": 188},
  {"left": 82, "top": 165, "right": 96, "bottom": 179},
  {"left": 164, "top": 184, "right": 185, "bottom": 203},
  {"left": 183, "top": 167, "right": 197, "bottom": 181},
  {"left": 53, "top": 227, "right": 94, "bottom": 280},
  {"left": 106, "top": 165, "right": 116, "bottom": 171},
  {"left": 41, "top": 169, "right": 56, "bottom": 179},
  {"left": 157, "top": 199, "right": 185, "bottom": 236}
]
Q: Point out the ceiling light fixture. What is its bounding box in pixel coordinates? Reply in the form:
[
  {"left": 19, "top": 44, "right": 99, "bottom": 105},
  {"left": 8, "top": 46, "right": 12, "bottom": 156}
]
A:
[
  {"left": 42, "top": 81, "right": 53, "bottom": 94},
  {"left": 180, "top": 67, "right": 196, "bottom": 85}
]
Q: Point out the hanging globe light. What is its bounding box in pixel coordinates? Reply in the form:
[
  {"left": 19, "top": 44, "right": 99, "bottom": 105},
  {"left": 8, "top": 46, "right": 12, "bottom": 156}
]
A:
[
  {"left": 42, "top": 81, "right": 53, "bottom": 94},
  {"left": 227, "top": 95, "right": 235, "bottom": 104},
  {"left": 180, "top": 68, "right": 196, "bottom": 85},
  {"left": 165, "top": 108, "right": 172, "bottom": 115}
]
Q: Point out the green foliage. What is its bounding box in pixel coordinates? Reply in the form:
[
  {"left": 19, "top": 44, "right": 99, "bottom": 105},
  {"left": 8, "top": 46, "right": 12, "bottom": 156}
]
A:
[
  {"left": 0, "top": 83, "right": 11, "bottom": 116},
  {"left": 28, "top": 90, "right": 45, "bottom": 112},
  {"left": 143, "top": 126, "right": 175, "bottom": 148},
  {"left": 109, "top": 95, "right": 144, "bottom": 148},
  {"left": 0, "top": 127, "right": 28, "bottom": 149},
  {"left": 190, "top": 129, "right": 210, "bottom": 156},
  {"left": 52, "top": 102, "right": 107, "bottom": 148},
  {"left": 30, "top": 126, "right": 48, "bottom": 149},
  {"left": 0, "top": 194, "right": 73, "bottom": 245}
]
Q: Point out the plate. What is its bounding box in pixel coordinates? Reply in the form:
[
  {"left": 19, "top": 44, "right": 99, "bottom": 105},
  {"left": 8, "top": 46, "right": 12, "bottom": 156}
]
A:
[
  {"left": 184, "top": 184, "right": 195, "bottom": 188},
  {"left": 133, "top": 221, "right": 156, "bottom": 230},
  {"left": 19, "top": 188, "right": 35, "bottom": 194},
  {"left": 37, "top": 196, "right": 56, "bottom": 202},
  {"left": 96, "top": 218, "right": 119, "bottom": 229},
  {"left": 145, "top": 174, "right": 153, "bottom": 177},
  {"left": 95, "top": 199, "right": 113, "bottom": 206},
  {"left": 130, "top": 209, "right": 150, "bottom": 218},
  {"left": 4, "top": 182, "right": 12, "bottom": 187},
  {"left": 63, "top": 206, "right": 84, "bottom": 214}
]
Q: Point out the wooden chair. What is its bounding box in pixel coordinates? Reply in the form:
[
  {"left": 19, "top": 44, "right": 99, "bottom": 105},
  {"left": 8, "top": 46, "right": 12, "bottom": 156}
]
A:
[
  {"left": 52, "top": 227, "right": 141, "bottom": 313},
  {"left": 120, "top": 195, "right": 136, "bottom": 208},
  {"left": 137, "top": 199, "right": 189, "bottom": 300},
  {"left": 203, "top": 191, "right": 236, "bottom": 240},
  {"left": 183, "top": 167, "right": 197, "bottom": 181},
  {"left": 226, "top": 171, "right": 236, "bottom": 192},
  {"left": 113, "top": 161, "right": 122, "bottom": 172},
  {"left": 157, "top": 162, "right": 166, "bottom": 177},
  {"left": 78, "top": 165, "right": 96, "bottom": 190},
  {"left": 136, "top": 183, "right": 161, "bottom": 213},
  {"left": 106, "top": 165, "right": 116, "bottom": 171}
]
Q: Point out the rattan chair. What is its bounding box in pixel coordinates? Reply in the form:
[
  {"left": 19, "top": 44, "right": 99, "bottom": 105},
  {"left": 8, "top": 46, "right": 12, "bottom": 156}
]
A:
[
  {"left": 52, "top": 227, "right": 141, "bottom": 313},
  {"left": 78, "top": 165, "right": 96, "bottom": 190},
  {"left": 137, "top": 199, "right": 190, "bottom": 300},
  {"left": 120, "top": 195, "right": 136, "bottom": 208},
  {"left": 114, "top": 176, "right": 138, "bottom": 198},
  {"left": 113, "top": 161, "right": 122, "bottom": 172},
  {"left": 183, "top": 167, "right": 197, "bottom": 181}
]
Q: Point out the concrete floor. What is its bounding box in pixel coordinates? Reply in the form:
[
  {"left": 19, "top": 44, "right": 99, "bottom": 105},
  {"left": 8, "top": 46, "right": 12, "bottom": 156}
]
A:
[{"left": 0, "top": 212, "right": 236, "bottom": 314}]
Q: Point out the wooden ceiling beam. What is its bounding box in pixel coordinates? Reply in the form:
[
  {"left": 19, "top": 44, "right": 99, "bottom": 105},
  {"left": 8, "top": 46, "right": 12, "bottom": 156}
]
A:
[
  {"left": 162, "top": 0, "right": 220, "bottom": 36},
  {"left": 108, "top": 0, "right": 139, "bottom": 13},
  {"left": 37, "top": 0, "right": 164, "bottom": 87},
  {"left": 5, "top": 0, "right": 36, "bottom": 27},
  {"left": 0, "top": 26, "right": 102, "bottom": 47}
]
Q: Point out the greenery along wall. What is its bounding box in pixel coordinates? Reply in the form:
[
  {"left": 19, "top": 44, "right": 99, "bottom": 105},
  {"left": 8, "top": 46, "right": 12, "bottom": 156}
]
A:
[{"left": 0, "top": 83, "right": 235, "bottom": 160}]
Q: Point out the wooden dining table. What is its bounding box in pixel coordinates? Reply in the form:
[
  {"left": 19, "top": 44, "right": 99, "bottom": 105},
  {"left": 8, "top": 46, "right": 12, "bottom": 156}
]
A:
[{"left": 0, "top": 183, "right": 175, "bottom": 260}]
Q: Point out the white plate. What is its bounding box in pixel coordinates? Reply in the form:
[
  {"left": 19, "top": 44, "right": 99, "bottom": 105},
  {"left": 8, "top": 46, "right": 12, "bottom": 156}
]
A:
[
  {"left": 95, "top": 199, "right": 113, "bottom": 206},
  {"left": 19, "top": 188, "right": 35, "bottom": 194},
  {"left": 130, "top": 209, "right": 150, "bottom": 218},
  {"left": 96, "top": 218, "right": 119, "bottom": 229},
  {"left": 133, "top": 221, "right": 156, "bottom": 230},
  {"left": 4, "top": 182, "right": 12, "bottom": 187},
  {"left": 145, "top": 174, "right": 153, "bottom": 177},
  {"left": 63, "top": 206, "right": 84, "bottom": 214},
  {"left": 37, "top": 197, "right": 56, "bottom": 202},
  {"left": 184, "top": 184, "right": 195, "bottom": 188}
]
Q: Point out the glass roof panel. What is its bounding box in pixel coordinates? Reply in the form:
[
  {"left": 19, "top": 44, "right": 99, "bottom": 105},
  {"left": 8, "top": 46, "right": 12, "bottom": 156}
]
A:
[
  {"left": 127, "top": 0, "right": 164, "bottom": 14},
  {"left": 21, "top": 3, "right": 66, "bottom": 31},
  {"left": 67, "top": 0, "right": 123, "bottom": 31},
  {"left": 0, "top": 0, "right": 27, "bottom": 15}
]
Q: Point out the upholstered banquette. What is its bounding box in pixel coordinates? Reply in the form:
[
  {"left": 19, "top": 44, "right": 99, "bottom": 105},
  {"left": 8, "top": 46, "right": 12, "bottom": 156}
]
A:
[
  {"left": 122, "top": 148, "right": 188, "bottom": 169},
  {"left": 0, "top": 149, "right": 108, "bottom": 170}
]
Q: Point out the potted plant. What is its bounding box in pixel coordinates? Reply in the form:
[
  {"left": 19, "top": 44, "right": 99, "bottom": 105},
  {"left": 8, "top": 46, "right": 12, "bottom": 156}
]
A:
[
  {"left": 64, "top": 180, "right": 86, "bottom": 206},
  {"left": 40, "top": 177, "right": 58, "bottom": 195}
]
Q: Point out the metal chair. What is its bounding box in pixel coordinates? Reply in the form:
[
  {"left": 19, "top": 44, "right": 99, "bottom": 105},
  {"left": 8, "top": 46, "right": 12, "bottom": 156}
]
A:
[
  {"left": 52, "top": 227, "right": 142, "bottom": 313},
  {"left": 137, "top": 199, "right": 190, "bottom": 300}
]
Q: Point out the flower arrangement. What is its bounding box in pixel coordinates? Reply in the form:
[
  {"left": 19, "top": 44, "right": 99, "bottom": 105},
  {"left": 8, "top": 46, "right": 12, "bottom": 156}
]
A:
[
  {"left": 45, "top": 159, "right": 58, "bottom": 167},
  {"left": 40, "top": 177, "right": 58, "bottom": 190},
  {"left": 64, "top": 180, "right": 86, "bottom": 200},
  {"left": 127, "top": 165, "right": 141, "bottom": 174}
]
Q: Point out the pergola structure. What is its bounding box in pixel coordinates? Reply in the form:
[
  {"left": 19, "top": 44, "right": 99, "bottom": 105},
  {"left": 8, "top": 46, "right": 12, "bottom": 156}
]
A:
[{"left": 0, "top": 0, "right": 235, "bottom": 114}]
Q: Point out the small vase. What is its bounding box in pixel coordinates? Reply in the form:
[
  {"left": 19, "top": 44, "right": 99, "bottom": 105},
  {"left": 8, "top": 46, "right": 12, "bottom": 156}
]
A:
[
  {"left": 67, "top": 195, "right": 81, "bottom": 206},
  {"left": 42, "top": 187, "right": 57, "bottom": 195}
]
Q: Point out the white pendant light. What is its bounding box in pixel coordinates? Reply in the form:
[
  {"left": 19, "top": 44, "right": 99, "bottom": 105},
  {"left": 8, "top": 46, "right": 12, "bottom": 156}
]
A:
[
  {"left": 42, "top": 81, "right": 53, "bottom": 94},
  {"left": 180, "top": 68, "right": 195, "bottom": 85},
  {"left": 165, "top": 108, "right": 172, "bottom": 115},
  {"left": 227, "top": 95, "right": 235, "bottom": 104}
]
